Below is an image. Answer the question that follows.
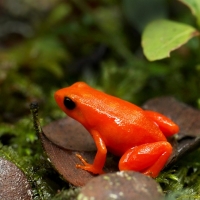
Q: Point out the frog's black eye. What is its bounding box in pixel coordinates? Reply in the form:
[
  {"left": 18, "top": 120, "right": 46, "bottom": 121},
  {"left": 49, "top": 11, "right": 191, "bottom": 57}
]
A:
[{"left": 63, "top": 97, "right": 76, "bottom": 110}]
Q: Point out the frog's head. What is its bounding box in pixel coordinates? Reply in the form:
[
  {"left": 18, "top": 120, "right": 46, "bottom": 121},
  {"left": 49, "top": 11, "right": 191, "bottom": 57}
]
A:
[{"left": 54, "top": 82, "right": 93, "bottom": 126}]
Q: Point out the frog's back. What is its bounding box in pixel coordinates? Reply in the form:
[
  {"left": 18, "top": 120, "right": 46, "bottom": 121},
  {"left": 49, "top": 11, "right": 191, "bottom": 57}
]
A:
[{"left": 73, "top": 84, "right": 167, "bottom": 153}]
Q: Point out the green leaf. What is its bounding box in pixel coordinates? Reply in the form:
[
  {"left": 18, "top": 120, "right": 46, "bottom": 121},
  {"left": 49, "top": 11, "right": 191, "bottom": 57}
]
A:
[
  {"left": 179, "top": 0, "right": 200, "bottom": 27},
  {"left": 142, "top": 19, "right": 199, "bottom": 61}
]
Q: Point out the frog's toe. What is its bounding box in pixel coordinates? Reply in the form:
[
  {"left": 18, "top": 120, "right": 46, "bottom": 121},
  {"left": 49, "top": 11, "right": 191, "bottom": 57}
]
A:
[
  {"left": 75, "top": 153, "right": 105, "bottom": 174},
  {"left": 76, "top": 153, "right": 88, "bottom": 165},
  {"left": 76, "top": 163, "right": 104, "bottom": 174}
]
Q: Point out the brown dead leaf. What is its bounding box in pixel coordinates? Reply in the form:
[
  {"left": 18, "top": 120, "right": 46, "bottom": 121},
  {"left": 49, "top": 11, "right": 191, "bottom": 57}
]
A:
[{"left": 43, "top": 117, "right": 96, "bottom": 151}]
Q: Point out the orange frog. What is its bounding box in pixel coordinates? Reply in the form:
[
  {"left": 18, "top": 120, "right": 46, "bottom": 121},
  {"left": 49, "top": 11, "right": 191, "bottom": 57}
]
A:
[{"left": 54, "top": 82, "right": 179, "bottom": 178}]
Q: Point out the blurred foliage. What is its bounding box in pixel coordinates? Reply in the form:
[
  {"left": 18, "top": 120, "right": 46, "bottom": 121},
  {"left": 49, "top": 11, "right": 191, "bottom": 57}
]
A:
[{"left": 0, "top": 0, "right": 200, "bottom": 199}]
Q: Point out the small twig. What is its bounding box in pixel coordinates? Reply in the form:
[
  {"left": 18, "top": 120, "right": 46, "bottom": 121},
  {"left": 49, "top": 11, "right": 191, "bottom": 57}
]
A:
[{"left": 29, "top": 102, "right": 42, "bottom": 135}]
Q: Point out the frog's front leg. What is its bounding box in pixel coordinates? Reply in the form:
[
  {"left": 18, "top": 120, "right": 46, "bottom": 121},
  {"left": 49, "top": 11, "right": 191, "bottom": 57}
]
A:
[
  {"left": 76, "top": 130, "right": 107, "bottom": 174},
  {"left": 144, "top": 110, "right": 179, "bottom": 137},
  {"left": 119, "top": 141, "right": 172, "bottom": 178}
]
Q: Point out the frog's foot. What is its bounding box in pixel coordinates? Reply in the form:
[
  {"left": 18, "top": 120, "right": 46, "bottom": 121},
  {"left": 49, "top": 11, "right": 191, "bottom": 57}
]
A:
[
  {"left": 76, "top": 154, "right": 105, "bottom": 174},
  {"left": 144, "top": 110, "right": 179, "bottom": 137},
  {"left": 119, "top": 141, "right": 172, "bottom": 178}
]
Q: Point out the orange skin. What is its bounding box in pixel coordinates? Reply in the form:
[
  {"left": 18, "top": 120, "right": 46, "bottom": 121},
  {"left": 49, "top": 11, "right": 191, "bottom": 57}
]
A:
[{"left": 54, "top": 82, "right": 179, "bottom": 178}]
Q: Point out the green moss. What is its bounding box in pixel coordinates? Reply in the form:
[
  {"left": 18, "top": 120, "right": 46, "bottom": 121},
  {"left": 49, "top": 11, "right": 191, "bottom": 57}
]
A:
[
  {"left": 52, "top": 187, "right": 80, "bottom": 200},
  {"left": 156, "top": 149, "right": 200, "bottom": 200}
]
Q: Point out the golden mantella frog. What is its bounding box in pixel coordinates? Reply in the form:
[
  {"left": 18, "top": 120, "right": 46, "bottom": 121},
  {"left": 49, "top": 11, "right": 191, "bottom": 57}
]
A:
[{"left": 54, "top": 82, "right": 179, "bottom": 177}]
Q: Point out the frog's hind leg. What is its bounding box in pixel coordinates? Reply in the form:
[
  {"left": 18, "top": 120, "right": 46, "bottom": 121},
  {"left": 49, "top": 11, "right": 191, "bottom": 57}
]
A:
[
  {"left": 119, "top": 141, "right": 172, "bottom": 178},
  {"left": 144, "top": 110, "right": 179, "bottom": 137}
]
